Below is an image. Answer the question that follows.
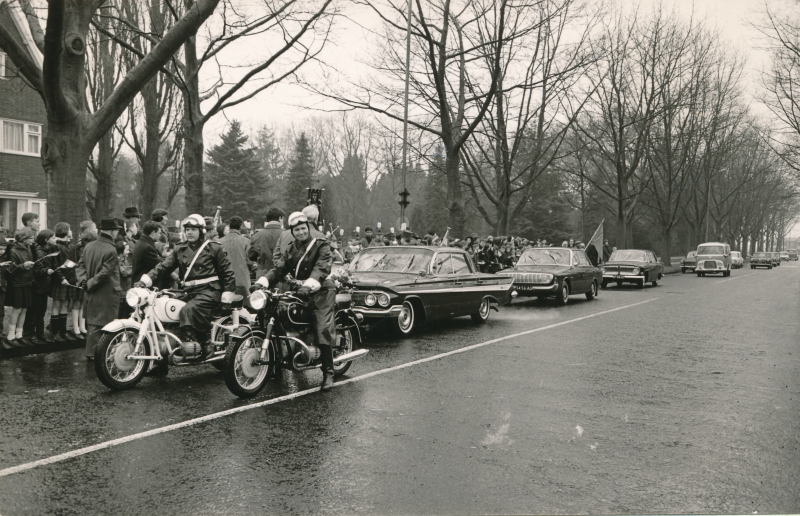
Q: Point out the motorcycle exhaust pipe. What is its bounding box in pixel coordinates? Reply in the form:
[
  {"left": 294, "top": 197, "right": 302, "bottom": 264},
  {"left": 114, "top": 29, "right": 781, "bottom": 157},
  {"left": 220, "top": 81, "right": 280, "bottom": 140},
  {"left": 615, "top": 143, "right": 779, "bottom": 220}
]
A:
[{"left": 333, "top": 349, "right": 369, "bottom": 364}]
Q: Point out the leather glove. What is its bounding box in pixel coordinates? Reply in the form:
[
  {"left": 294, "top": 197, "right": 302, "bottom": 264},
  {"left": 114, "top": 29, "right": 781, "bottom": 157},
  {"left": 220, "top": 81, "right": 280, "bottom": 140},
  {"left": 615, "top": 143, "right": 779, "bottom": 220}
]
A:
[
  {"left": 255, "top": 276, "right": 269, "bottom": 289},
  {"left": 296, "top": 286, "right": 312, "bottom": 300},
  {"left": 133, "top": 281, "right": 146, "bottom": 288},
  {"left": 221, "top": 291, "right": 235, "bottom": 304}
]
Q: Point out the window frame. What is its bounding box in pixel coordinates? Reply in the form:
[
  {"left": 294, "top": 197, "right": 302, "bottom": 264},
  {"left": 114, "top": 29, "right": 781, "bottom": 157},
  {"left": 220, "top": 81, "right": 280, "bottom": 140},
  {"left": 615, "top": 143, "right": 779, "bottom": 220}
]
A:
[
  {"left": 0, "top": 52, "right": 6, "bottom": 79},
  {"left": 0, "top": 117, "right": 43, "bottom": 157}
]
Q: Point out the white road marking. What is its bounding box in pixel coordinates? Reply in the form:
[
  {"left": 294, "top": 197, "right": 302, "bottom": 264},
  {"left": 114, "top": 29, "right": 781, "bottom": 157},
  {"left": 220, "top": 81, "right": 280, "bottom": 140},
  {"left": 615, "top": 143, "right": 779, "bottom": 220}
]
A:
[{"left": 0, "top": 297, "right": 659, "bottom": 479}]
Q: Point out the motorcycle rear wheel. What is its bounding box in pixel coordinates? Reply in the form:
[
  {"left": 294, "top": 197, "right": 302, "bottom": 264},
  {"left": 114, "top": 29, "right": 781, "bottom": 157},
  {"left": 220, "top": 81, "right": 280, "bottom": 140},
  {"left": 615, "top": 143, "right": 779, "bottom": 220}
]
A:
[
  {"left": 224, "top": 328, "right": 273, "bottom": 398},
  {"left": 95, "top": 330, "right": 149, "bottom": 390},
  {"left": 332, "top": 326, "right": 357, "bottom": 377}
]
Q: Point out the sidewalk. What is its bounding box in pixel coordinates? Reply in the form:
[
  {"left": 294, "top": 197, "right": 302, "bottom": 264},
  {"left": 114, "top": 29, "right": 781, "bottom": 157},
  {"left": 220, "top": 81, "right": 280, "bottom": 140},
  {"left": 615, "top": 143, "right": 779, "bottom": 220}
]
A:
[{"left": 1, "top": 305, "right": 85, "bottom": 360}]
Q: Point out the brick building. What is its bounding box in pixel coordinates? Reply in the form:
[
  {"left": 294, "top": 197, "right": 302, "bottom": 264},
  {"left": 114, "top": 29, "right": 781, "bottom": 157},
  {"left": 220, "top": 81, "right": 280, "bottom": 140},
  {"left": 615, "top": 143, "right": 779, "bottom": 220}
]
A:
[{"left": 0, "top": 2, "right": 47, "bottom": 234}]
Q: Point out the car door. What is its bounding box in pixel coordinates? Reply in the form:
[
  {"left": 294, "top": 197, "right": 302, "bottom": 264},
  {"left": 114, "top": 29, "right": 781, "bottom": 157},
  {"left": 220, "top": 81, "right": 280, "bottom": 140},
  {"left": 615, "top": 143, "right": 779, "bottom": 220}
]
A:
[
  {"left": 427, "top": 252, "right": 456, "bottom": 318},
  {"left": 574, "top": 251, "right": 592, "bottom": 292},
  {"left": 448, "top": 252, "right": 475, "bottom": 315}
]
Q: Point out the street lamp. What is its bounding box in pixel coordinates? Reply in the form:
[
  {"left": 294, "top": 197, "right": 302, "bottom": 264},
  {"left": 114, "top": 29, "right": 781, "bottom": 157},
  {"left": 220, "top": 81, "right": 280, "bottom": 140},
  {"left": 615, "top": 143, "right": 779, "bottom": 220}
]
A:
[{"left": 398, "top": 189, "right": 411, "bottom": 221}]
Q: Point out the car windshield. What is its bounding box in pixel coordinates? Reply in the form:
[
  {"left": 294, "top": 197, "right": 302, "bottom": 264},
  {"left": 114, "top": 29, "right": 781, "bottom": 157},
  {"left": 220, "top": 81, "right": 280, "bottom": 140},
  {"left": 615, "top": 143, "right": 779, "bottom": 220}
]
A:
[
  {"left": 349, "top": 247, "right": 434, "bottom": 273},
  {"left": 517, "top": 248, "right": 571, "bottom": 266},
  {"left": 686, "top": 252, "right": 696, "bottom": 258},
  {"left": 698, "top": 245, "right": 725, "bottom": 255},
  {"left": 609, "top": 250, "right": 647, "bottom": 262},
  {"left": 753, "top": 252, "right": 768, "bottom": 258},
  {"left": 732, "top": 252, "right": 740, "bottom": 257}
]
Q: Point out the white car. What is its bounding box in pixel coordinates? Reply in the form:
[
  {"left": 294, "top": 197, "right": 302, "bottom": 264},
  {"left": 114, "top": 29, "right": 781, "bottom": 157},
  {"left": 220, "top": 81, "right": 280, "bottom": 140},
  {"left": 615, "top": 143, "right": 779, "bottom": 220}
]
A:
[{"left": 731, "top": 251, "right": 744, "bottom": 269}]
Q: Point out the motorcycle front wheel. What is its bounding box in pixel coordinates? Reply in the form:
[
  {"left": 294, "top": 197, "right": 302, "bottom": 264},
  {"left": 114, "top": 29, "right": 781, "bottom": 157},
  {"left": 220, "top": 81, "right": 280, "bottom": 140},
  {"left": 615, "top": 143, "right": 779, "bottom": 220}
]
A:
[
  {"left": 332, "top": 326, "right": 357, "bottom": 377},
  {"left": 224, "top": 327, "right": 273, "bottom": 398},
  {"left": 95, "top": 329, "right": 150, "bottom": 390}
]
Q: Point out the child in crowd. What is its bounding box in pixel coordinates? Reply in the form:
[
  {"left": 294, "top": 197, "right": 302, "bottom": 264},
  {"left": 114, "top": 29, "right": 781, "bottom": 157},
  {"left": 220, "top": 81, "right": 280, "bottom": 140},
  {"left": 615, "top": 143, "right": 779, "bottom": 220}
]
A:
[
  {"left": 31, "top": 229, "right": 62, "bottom": 342},
  {"left": 72, "top": 221, "right": 97, "bottom": 338},
  {"left": 4, "top": 229, "right": 35, "bottom": 346},
  {"left": 51, "top": 222, "right": 79, "bottom": 342}
]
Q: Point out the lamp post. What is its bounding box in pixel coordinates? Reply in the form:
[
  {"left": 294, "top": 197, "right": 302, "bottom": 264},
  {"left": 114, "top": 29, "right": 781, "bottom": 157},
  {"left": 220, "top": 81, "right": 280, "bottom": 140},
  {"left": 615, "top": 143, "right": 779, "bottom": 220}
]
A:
[
  {"left": 400, "top": 0, "right": 412, "bottom": 227},
  {"left": 398, "top": 189, "right": 411, "bottom": 222}
]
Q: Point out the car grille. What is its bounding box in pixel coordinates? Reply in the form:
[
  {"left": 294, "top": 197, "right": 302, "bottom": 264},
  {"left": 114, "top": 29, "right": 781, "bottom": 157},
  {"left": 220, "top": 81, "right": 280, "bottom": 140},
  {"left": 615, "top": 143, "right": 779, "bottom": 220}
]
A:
[
  {"left": 604, "top": 265, "right": 638, "bottom": 275},
  {"left": 504, "top": 272, "right": 552, "bottom": 284},
  {"left": 704, "top": 260, "right": 718, "bottom": 268}
]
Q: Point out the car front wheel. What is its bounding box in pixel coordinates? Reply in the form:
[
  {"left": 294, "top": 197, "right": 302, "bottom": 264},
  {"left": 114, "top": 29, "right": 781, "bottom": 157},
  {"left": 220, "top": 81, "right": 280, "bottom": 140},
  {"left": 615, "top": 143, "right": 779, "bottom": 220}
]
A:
[
  {"left": 470, "top": 298, "right": 491, "bottom": 323},
  {"left": 557, "top": 282, "right": 570, "bottom": 305},
  {"left": 395, "top": 300, "right": 417, "bottom": 336}
]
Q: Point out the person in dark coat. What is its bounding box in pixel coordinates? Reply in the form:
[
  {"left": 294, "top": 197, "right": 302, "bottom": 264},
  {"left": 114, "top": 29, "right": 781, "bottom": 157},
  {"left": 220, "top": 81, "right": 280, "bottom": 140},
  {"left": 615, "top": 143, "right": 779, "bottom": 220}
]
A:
[
  {"left": 137, "top": 214, "right": 237, "bottom": 361},
  {"left": 586, "top": 243, "right": 600, "bottom": 266},
  {"left": 50, "top": 222, "right": 79, "bottom": 343},
  {"left": 132, "top": 221, "right": 165, "bottom": 288},
  {"left": 259, "top": 211, "right": 337, "bottom": 391},
  {"left": 76, "top": 218, "right": 123, "bottom": 360},
  {"left": 4, "top": 229, "right": 35, "bottom": 347},
  {"left": 249, "top": 207, "right": 284, "bottom": 279},
  {"left": 31, "top": 229, "right": 62, "bottom": 343},
  {"left": 220, "top": 216, "right": 253, "bottom": 296},
  {"left": 603, "top": 239, "right": 611, "bottom": 262}
]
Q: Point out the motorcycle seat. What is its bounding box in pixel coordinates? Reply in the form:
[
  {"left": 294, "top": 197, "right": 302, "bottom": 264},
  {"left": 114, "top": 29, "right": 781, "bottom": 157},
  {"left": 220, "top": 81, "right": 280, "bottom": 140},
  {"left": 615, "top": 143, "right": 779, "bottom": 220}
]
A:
[{"left": 223, "top": 294, "right": 245, "bottom": 309}]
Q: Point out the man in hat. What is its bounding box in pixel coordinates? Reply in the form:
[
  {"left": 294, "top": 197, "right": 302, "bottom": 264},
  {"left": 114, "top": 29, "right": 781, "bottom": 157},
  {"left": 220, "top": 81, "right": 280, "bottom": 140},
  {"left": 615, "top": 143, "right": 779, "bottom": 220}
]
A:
[
  {"left": 122, "top": 207, "right": 142, "bottom": 245},
  {"left": 360, "top": 226, "right": 374, "bottom": 249},
  {"left": 257, "top": 212, "right": 337, "bottom": 391},
  {"left": 219, "top": 216, "right": 253, "bottom": 296},
  {"left": 249, "top": 207, "right": 285, "bottom": 279},
  {"left": 204, "top": 216, "right": 217, "bottom": 241},
  {"left": 603, "top": 239, "right": 611, "bottom": 262},
  {"left": 137, "top": 214, "right": 237, "bottom": 361},
  {"left": 76, "top": 218, "right": 123, "bottom": 360}
]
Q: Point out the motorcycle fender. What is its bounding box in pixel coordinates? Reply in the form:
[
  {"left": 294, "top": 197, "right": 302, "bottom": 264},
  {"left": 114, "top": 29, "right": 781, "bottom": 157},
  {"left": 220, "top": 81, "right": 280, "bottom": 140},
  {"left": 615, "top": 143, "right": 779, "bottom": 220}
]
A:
[
  {"left": 101, "top": 318, "right": 142, "bottom": 334},
  {"left": 336, "top": 312, "right": 362, "bottom": 345}
]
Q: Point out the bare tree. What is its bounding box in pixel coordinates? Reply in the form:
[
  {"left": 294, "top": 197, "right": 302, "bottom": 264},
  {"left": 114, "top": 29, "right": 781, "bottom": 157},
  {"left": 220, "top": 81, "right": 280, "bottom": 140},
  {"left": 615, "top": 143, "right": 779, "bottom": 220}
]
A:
[
  {"left": 0, "top": 0, "right": 221, "bottom": 226},
  {"left": 462, "top": 0, "right": 598, "bottom": 236}
]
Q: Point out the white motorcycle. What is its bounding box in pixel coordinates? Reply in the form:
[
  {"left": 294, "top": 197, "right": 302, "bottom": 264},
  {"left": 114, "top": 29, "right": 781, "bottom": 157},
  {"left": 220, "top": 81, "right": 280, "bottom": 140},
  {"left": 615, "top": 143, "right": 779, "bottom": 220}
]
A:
[{"left": 93, "top": 286, "right": 254, "bottom": 390}]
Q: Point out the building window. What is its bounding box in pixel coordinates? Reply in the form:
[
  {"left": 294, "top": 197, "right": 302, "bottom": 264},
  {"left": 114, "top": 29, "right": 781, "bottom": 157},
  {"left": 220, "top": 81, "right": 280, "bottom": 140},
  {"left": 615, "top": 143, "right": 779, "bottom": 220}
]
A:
[
  {"left": 0, "top": 118, "right": 42, "bottom": 156},
  {"left": 0, "top": 52, "right": 6, "bottom": 79}
]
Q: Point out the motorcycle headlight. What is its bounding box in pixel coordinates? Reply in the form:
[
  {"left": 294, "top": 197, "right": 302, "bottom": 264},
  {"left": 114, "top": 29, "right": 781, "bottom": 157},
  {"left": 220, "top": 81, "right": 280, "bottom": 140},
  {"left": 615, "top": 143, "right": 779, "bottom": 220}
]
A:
[
  {"left": 632, "top": 267, "right": 640, "bottom": 275},
  {"left": 377, "top": 293, "right": 390, "bottom": 307},
  {"left": 365, "top": 293, "right": 376, "bottom": 306},
  {"left": 125, "top": 287, "right": 149, "bottom": 307},
  {"left": 249, "top": 290, "right": 267, "bottom": 311}
]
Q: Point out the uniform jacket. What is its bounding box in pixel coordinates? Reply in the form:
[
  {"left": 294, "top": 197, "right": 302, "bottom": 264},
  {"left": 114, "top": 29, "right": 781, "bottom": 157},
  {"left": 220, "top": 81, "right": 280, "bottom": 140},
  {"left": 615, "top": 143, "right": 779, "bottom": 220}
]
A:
[
  {"left": 76, "top": 233, "right": 121, "bottom": 326},
  {"left": 272, "top": 225, "right": 327, "bottom": 267},
  {"left": 266, "top": 237, "right": 333, "bottom": 289},
  {"left": 132, "top": 234, "right": 163, "bottom": 285},
  {"left": 220, "top": 229, "right": 253, "bottom": 293},
  {"left": 248, "top": 222, "right": 283, "bottom": 275},
  {"left": 147, "top": 239, "right": 236, "bottom": 293},
  {"left": 5, "top": 241, "right": 34, "bottom": 288}
]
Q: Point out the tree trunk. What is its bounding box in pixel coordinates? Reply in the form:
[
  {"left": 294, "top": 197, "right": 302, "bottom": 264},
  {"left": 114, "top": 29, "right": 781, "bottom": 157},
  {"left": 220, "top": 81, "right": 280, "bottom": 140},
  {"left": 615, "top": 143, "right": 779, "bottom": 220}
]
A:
[
  {"left": 660, "top": 227, "right": 672, "bottom": 266},
  {"left": 445, "top": 149, "right": 465, "bottom": 237},
  {"left": 181, "top": 33, "right": 204, "bottom": 215},
  {"left": 92, "top": 129, "right": 115, "bottom": 219},
  {"left": 42, "top": 120, "right": 93, "bottom": 227},
  {"left": 140, "top": 79, "right": 163, "bottom": 218}
]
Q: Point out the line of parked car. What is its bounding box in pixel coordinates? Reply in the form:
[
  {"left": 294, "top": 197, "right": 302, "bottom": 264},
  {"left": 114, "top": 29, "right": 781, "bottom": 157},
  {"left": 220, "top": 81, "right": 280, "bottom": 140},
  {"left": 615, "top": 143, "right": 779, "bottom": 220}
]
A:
[{"left": 680, "top": 246, "right": 797, "bottom": 273}]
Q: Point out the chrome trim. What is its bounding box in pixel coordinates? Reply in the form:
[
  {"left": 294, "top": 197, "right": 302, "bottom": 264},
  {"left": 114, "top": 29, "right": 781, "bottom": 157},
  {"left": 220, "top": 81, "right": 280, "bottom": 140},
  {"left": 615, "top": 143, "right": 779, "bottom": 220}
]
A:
[
  {"left": 352, "top": 306, "right": 404, "bottom": 317},
  {"left": 603, "top": 274, "right": 644, "bottom": 280}
]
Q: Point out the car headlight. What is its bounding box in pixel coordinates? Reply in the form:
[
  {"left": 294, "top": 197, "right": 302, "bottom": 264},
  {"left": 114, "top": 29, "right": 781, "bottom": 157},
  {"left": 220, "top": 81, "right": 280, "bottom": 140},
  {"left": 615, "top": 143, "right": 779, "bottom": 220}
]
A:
[
  {"left": 377, "top": 293, "right": 390, "bottom": 307},
  {"left": 249, "top": 290, "right": 267, "bottom": 311},
  {"left": 365, "top": 293, "right": 376, "bottom": 306},
  {"left": 632, "top": 267, "right": 640, "bottom": 275}
]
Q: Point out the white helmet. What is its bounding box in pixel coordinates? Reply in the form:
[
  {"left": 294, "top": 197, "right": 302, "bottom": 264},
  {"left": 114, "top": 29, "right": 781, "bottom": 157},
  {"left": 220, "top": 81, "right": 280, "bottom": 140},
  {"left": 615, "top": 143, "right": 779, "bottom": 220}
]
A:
[
  {"left": 287, "top": 212, "right": 309, "bottom": 230},
  {"left": 182, "top": 214, "right": 205, "bottom": 229}
]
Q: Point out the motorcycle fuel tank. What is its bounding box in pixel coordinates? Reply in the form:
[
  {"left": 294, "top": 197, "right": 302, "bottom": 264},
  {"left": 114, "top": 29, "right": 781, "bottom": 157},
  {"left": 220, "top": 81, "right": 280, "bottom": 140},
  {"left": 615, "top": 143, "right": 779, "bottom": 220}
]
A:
[{"left": 153, "top": 297, "right": 185, "bottom": 323}]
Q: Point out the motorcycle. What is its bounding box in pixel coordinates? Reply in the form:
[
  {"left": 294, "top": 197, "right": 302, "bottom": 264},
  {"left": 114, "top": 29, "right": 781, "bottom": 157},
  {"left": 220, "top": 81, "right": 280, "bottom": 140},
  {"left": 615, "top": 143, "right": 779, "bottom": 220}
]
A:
[
  {"left": 223, "top": 286, "right": 368, "bottom": 398},
  {"left": 94, "top": 286, "right": 254, "bottom": 390}
]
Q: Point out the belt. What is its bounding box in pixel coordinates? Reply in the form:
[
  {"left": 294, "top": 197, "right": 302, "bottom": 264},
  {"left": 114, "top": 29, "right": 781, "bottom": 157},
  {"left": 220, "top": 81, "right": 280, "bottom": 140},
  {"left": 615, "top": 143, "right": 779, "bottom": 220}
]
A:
[{"left": 183, "top": 276, "right": 219, "bottom": 287}]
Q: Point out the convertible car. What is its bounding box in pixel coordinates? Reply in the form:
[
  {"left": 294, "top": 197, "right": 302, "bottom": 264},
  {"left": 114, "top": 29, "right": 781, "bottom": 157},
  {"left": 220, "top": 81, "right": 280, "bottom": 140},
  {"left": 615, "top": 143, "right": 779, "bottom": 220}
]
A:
[
  {"left": 345, "top": 246, "right": 514, "bottom": 335},
  {"left": 601, "top": 249, "right": 664, "bottom": 288},
  {"left": 496, "top": 247, "right": 602, "bottom": 304}
]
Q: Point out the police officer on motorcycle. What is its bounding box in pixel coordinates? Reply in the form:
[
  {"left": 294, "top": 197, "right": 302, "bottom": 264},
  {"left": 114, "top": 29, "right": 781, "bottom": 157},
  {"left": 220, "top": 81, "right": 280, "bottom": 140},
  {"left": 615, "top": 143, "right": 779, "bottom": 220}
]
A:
[
  {"left": 136, "top": 214, "right": 237, "bottom": 360},
  {"left": 255, "top": 212, "right": 337, "bottom": 391}
]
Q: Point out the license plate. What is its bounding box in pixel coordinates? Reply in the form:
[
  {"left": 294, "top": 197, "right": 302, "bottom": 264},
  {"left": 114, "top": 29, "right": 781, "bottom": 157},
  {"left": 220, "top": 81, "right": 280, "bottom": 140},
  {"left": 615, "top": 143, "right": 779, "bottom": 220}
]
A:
[{"left": 515, "top": 285, "right": 535, "bottom": 291}]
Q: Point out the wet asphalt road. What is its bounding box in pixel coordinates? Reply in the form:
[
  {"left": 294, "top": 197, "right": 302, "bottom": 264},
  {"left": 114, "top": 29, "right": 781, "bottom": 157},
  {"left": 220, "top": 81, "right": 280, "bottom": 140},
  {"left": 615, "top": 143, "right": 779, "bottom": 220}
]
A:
[{"left": 1, "top": 264, "right": 799, "bottom": 515}]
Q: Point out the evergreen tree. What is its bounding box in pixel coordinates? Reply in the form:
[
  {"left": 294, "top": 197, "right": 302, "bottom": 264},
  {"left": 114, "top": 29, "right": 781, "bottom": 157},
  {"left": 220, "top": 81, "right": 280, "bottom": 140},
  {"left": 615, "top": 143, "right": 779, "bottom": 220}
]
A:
[
  {"left": 411, "top": 146, "right": 450, "bottom": 235},
  {"left": 285, "top": 133, "right": 315, "bottom": 214},
  {"left": 205, "top": 120, "right": 267, "bottom": 221},
  {"left": 254, "top": 125, "right": 285, "bottom": 209}
]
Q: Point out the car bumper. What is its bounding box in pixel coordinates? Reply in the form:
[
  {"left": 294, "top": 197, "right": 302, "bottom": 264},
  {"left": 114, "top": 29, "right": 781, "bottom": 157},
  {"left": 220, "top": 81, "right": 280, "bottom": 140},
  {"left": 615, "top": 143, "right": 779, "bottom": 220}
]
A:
[
  {"left": 512, "top": 283, "right": 559, "bottom": 296},
  {"left": 603, "top": 274, "right": 645, "bottom": 281},
  {"left": 351, "top": 306, "right": 403, "bottom": 319}
]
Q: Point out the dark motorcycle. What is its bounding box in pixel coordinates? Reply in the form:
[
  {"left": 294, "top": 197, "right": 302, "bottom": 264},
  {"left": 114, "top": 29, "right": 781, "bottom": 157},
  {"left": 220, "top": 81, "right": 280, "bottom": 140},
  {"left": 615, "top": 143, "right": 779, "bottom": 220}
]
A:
[{"left": 223, "top": 287, "right": 368, "bottom": 398}]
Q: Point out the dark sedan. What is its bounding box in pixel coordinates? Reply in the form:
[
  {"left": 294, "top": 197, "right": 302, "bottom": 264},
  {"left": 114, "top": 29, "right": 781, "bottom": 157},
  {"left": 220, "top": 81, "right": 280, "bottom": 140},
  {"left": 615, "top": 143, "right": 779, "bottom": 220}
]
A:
[
  {"left": 680, "top": 251, "right": 697, "bottom": 273},
  {"left": 601, "top": 249, "right": 664, "bottom": 288},
  {"left": 496, "top": 247, "right": 602, "bottom": 305},
  {"left": 750, "top": 252, "right": 773, "bottom": 269},
  {"left": 346, "top": 246, "right": 514, "bottom": 336}
]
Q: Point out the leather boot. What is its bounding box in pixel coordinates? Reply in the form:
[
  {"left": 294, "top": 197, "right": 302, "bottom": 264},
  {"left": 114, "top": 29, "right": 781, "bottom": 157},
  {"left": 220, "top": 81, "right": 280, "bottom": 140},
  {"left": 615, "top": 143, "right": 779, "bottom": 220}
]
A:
[
  {"left": 319, "top": 344, "right": 335, "bottom": 391},
  {"left": 52, "top": 316, "right": 67, "bottom": 343}
]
